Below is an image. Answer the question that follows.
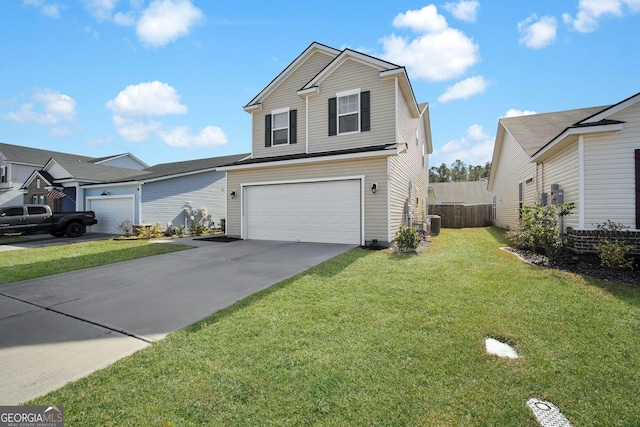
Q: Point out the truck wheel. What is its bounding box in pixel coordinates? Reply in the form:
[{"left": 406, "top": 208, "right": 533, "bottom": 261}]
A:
[{"left": 65, "top": 222, "right": 85, "bottom": 238}]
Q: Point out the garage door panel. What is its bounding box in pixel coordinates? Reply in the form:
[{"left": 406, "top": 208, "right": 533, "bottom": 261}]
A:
[
  {"left": 245, "top": 180, "right": 361, "bottom": 244},
  {"left": 87, "top": 197, "right": 134, "bottom": 235}
]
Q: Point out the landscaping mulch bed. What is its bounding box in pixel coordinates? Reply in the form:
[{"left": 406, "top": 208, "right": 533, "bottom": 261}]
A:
[
  {"left": 505, "top": 247, "right": 640, "bottom": 286},
  {"left": 194, "top": 235, "right": 241, "bottom": 243}
]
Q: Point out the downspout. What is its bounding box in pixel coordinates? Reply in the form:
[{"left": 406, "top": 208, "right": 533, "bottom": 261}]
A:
[
  {"left": 578, "top": 135, "right": 585, "bottom": 229},
  {"left": 138, "top": 183, "right": 143, "bottom": 225},
  {"left": 305, "top": 95, "right": 309, "bottom": 154}
]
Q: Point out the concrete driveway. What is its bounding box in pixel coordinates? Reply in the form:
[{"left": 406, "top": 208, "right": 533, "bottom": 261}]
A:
[{"left": 0, "top": 238, "right": 354, "bottom": 404}]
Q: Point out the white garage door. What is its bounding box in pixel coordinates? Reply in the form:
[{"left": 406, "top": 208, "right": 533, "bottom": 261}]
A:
[
  {"left": 244, "top": 180, "right": 361, "bottom": 244},
  {"left": 87, "top": 196, "right": 135, "bottom": 235}
]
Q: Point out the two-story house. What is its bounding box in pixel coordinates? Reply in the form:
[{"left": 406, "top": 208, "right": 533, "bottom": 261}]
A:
[{"left": 220, "top": 42, "right": 432, "bottom": 246}]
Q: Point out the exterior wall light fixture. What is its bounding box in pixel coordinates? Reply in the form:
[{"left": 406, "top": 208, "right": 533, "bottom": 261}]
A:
[
  {"left": 371, "top": 183, "right": 378, "bottom": 194},
  {"left": 230, "top": 190, "right": 236, "bottom": 199}
]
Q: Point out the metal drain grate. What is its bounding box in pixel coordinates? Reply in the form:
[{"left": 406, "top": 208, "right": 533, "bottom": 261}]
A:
[{"left": 527, "top": 398, "right": 572, "bottom": 427}]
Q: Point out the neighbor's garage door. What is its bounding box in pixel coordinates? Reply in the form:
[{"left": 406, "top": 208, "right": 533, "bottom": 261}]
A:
[
  {"left": 87, "top": 196, "right": 134, "bottom": 234},
  {"left": 244, "top": 180, "right": 361, "bottom": 244}
]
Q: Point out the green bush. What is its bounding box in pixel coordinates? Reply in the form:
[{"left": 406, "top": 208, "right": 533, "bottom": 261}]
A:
[
  {"left": 593, "top": 221, "right": 635, "bottom": 270},
  {"left": 136, "top": 223, "right": 163, "bottom": 239},
  {"left": 506, "top": 203, "right": 575, "bottom": 257},
  {"left": 395, "top": 225, "right": 421, "bottom": 251},
  {"left": 594, "top": 239, "right": 634, "bottom": 270}
]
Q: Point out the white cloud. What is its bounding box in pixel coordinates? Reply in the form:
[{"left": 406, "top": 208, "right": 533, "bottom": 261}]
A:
[
  {"left": 392, "top": 4, "right": 448, "bottom": 32},
  {"left": 136, "top": 0, "right": 204, "bottom": 47},
  {"left": 106, "top": 81, "right": 188, "bottom": 117},
  {"left": 503, "top": 109, "right": 537, "bottom": 118},
  {"left": 3, "top": 89, "right": 76, "bottom": 125},
  {"left": 381, "top": 4, "right": 479, "bottom": 82},
  {"left": 107, "top": 81, "right": 227, "bottom": 149},
  {"left": 112, "top": 115, "right": 161, "bottom": 142},
  {"left": 157, "top": 126, "right": 227, "bottom": 148},
  {"left": 563, "top": 0, "right": 640, "bottom": 32},
  {"left": 22, "top": 0, "right": 62, "bottom": 18},
  {"left": 81, "top": 0, "right": 119, "bottom": 21},
  {"left": 443, "top": 0, "right": 480, "bottom": 23},
  {"left": 518, "top": 15, "right": 557, "bottom": 49},
  {"left": 438, "top": 75, "right": 490, "bottom": 102},
  {"left": 434, "top": 124, "right": 494, "bottom": 166}
]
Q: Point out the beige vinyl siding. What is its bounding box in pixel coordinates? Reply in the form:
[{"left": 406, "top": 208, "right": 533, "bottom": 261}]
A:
[
  {"left": 307, "top": 59, "right": 396, "bottom": 153},
  {"left": 389, "top": 81, "right": 429, "bottom": 239},
  {"left": 226, "top": 157, "right": 389, "bottom": 242},
  {"left": 538, "top": 140, "right": 579, "bottom": 229},
  {"left": 583, "top": 103, "right": 640, "bottom": 229},
  {"left": 492, "top": 129, "right": 536, "bottom": 230},
  {"left": 252, "top": 50, "right": 335, "bottom": 159}
]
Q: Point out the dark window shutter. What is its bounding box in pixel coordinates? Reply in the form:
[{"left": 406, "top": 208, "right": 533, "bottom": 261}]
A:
[
  {"left": 636, "top": 149, "right": 639, "bottom": 229},
  {"left": 328, "top": 97, "right": 337, "bottom": 136},
  {"left": 289, "top": 109, "right": 297, "bottom": 144},
  {"left": 361, "top": 91, "right": 370, "bottom": 132},
  {"left": 264, "top": 114, "right": 272, "bottom": 147}
]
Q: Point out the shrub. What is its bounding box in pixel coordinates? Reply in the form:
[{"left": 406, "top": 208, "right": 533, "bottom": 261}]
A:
[
  {"left": 136, "top": 223, "right": 163, "bottom": 239},
  {"left": 506, "top": 203, "right": 575, "bottom": 257},
  {"left": 593, "top": 221, "right": 635, "bottom": 270},
  {"left": 594, "top": 239, "right": 634, "bottom": 270},
  {"left": 395, "top": 225, "right": 421, "bottom": 251},
  {"left": 219, "top": 218, "right": 226, "bottom": 233}
]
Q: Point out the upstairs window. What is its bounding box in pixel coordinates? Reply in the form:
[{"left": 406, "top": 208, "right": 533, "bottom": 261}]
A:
[
  {"left": 338, "top": 91, "right": 359, "bottom": 134},
  {"left": 264, "top": 108, "right": 297, "bottom": 147},
  {"left": 272, "top": 109, "right": 289, "bottom": 145},
  {"left": 328, "top": 89, "right": 370, "bottom": 136}
]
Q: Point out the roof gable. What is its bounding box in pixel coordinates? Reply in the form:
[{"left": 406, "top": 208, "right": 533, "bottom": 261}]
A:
[
  {"left": 579, "top": 91, "right": 640, "bottom": 124},
  {"left": 499, "top": 106, "right": 609, "bottom": 156},
  {"left": 243, "top": 42, "right": 340, "bottom": 111}
]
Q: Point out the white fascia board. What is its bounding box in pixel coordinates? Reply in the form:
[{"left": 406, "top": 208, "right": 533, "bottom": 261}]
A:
[
  {"left": 218, "top": 147, "right": 400, "bottom": 172},
  {"left": 581, "top": 92, "right": 640, "bottom": 123},
  {"left": 297, "top": 86, "right": 319, "bottom": 97},
  {"left": 243, "top": 103, "right": 262, "bottom": 113},
  {"left": 531, "top": 122, "right": 624, "bottom": 161}
]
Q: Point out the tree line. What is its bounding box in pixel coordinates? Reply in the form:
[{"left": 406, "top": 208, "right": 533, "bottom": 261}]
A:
[{"left": 429, "top": 160, "right": 492, "bottom": 182}]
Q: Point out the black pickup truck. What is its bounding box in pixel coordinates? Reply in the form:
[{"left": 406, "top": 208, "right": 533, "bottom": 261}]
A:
[{"left": 0, "top": 204, "right": 98, "bottom": 237}]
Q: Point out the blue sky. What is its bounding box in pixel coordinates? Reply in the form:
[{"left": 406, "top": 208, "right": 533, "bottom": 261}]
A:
[{"left": 2, "top": 0, "right": 639, "bottom": 168}]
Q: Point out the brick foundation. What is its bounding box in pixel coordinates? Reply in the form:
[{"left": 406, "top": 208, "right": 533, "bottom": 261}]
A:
[{"left": 565, "top": 228, "right": 640, "bottom": 255}]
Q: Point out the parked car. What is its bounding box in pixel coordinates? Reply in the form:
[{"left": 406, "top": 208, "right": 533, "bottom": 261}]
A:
[{"left": 0, "top": 204, "right": 98, "bottom": 237}]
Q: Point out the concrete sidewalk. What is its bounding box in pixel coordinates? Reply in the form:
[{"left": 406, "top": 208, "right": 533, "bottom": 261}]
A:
[{"left": 0, "top": 238, "right": 353, "bottom": 404}]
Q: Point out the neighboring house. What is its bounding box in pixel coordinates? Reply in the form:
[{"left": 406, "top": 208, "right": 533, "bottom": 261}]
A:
[
  {"left": 0, "top": 142, "right": 144, "bottom": 206},
  {"left": 2, "top": 141, "right": 249, "bottom": 235},
  {"left": 488, "top": 91, "right": 640, "bottom": 252},
  {"left": 220, "top": 42, "right": 432, "bottom": 245},
  {"left": 428, "top": 181, "right": 493, "bottom": 228},
  {"left": 81, "top": 153, "right": 248, "bottom": 234},
  {"left": 429, "top": 181, "right": 492, "bottom": 205}
]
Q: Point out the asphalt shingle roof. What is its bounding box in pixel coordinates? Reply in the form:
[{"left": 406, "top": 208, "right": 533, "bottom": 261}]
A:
[{"left": 499, "top": 106, "right": 610, "bottom": 156}]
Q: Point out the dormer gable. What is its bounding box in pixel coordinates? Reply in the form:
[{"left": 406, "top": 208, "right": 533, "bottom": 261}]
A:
[{"left": 91, "top": 153, "right": 149, "bottom": 170}]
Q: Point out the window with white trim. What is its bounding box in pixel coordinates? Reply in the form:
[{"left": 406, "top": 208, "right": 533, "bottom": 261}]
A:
[
  {"left": 337, "top": 89, "right": 360, "bottom": 134},
  {"left": 272, "top": 108, "right": 290, "bottom": 145}
]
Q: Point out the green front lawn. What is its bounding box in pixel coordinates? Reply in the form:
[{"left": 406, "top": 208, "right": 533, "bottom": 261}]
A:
[
  {"left": 0, "top": 239, "right": 192, "bottom": 285},
  {"left": 30, "top": 228, "right": 640, "bottom": 426}
]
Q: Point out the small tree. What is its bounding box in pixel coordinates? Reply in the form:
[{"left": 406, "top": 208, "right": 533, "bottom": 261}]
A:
[
  {"left": 505, "top": 203, "right": 575, "bottom": 257},
  {"left": 395, "top": 225, "right": 422, "bottom": 252}
]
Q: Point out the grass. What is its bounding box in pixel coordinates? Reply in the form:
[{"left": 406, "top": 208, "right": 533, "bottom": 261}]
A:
[
  {"left": 29, "top": 228, "right": 640, "bottom": 426},
  {"left": 0, "top": 239, "right": 192, "bottom": 285}
]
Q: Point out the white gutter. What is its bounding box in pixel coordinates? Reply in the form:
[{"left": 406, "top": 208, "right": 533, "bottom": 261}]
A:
[{"left": 217, "top": 146, "right": 402, "bottom": 172}]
